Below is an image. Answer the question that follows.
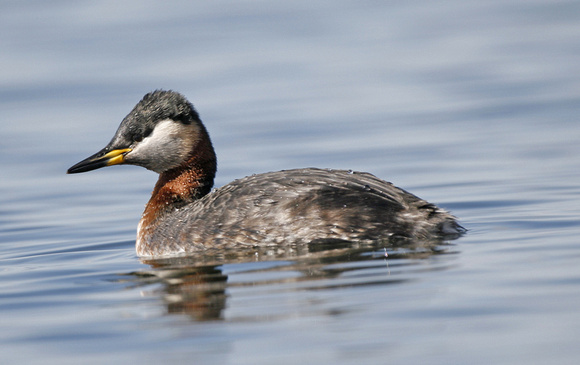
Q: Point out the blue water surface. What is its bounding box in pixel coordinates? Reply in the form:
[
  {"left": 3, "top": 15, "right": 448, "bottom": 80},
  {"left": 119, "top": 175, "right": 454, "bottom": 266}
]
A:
[{"left": 1, "top": 1, "right": 580, "bottom": 364}]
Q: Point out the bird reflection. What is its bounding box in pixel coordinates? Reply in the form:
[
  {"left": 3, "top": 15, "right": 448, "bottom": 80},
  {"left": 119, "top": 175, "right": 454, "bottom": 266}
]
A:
[{"left": 126, "top": 239, "right": 457, "bottom": 321}]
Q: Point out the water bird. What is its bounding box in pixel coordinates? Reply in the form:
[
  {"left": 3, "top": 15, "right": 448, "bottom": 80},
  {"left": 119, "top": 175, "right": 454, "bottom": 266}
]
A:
[{"left": 68, "top": 90, "right": 464, "bottom": 257}]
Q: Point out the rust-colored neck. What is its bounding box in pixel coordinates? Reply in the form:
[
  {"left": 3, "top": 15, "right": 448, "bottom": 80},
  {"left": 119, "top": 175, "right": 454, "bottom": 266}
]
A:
[{"left": 138, "top": 131, "right": 217, "bottom": 243}]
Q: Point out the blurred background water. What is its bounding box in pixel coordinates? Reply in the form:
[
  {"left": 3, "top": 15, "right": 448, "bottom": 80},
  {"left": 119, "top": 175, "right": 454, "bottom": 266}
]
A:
[{"left": 1, "top": 1, "right": 580, "bottom": 364}]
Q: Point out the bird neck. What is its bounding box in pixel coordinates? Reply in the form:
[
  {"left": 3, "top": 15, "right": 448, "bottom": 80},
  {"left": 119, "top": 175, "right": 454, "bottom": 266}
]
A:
[{"left": 139, "top": 133, "right": 216, "bottom": 235}]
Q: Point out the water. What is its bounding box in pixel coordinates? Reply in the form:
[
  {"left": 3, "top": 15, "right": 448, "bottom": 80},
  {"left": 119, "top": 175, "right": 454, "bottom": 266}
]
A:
[{"left": 2, "top": 1, "right": 580, "bottom": 364}]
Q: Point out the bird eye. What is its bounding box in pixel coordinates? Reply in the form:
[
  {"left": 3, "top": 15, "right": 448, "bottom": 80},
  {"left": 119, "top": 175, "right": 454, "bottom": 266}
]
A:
[{"left": 134, "top": 128, "right": 152, "bottom": 143}]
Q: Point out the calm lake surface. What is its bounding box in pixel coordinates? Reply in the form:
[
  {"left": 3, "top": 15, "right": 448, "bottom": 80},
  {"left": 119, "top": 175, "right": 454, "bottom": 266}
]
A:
[{"left": 2, "top": 1, "right": 580, "bottom": 364}]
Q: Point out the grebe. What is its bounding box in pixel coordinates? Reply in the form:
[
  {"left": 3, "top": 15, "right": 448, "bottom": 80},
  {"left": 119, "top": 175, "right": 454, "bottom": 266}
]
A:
[{"left": 68, "top": 90, "right": 464, "bottom": 257}]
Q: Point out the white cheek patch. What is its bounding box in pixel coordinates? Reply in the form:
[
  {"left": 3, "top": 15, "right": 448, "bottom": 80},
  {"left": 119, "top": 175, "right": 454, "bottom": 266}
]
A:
[{"left": 127, "top": 119, "right": 200, "bottom": 173}]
